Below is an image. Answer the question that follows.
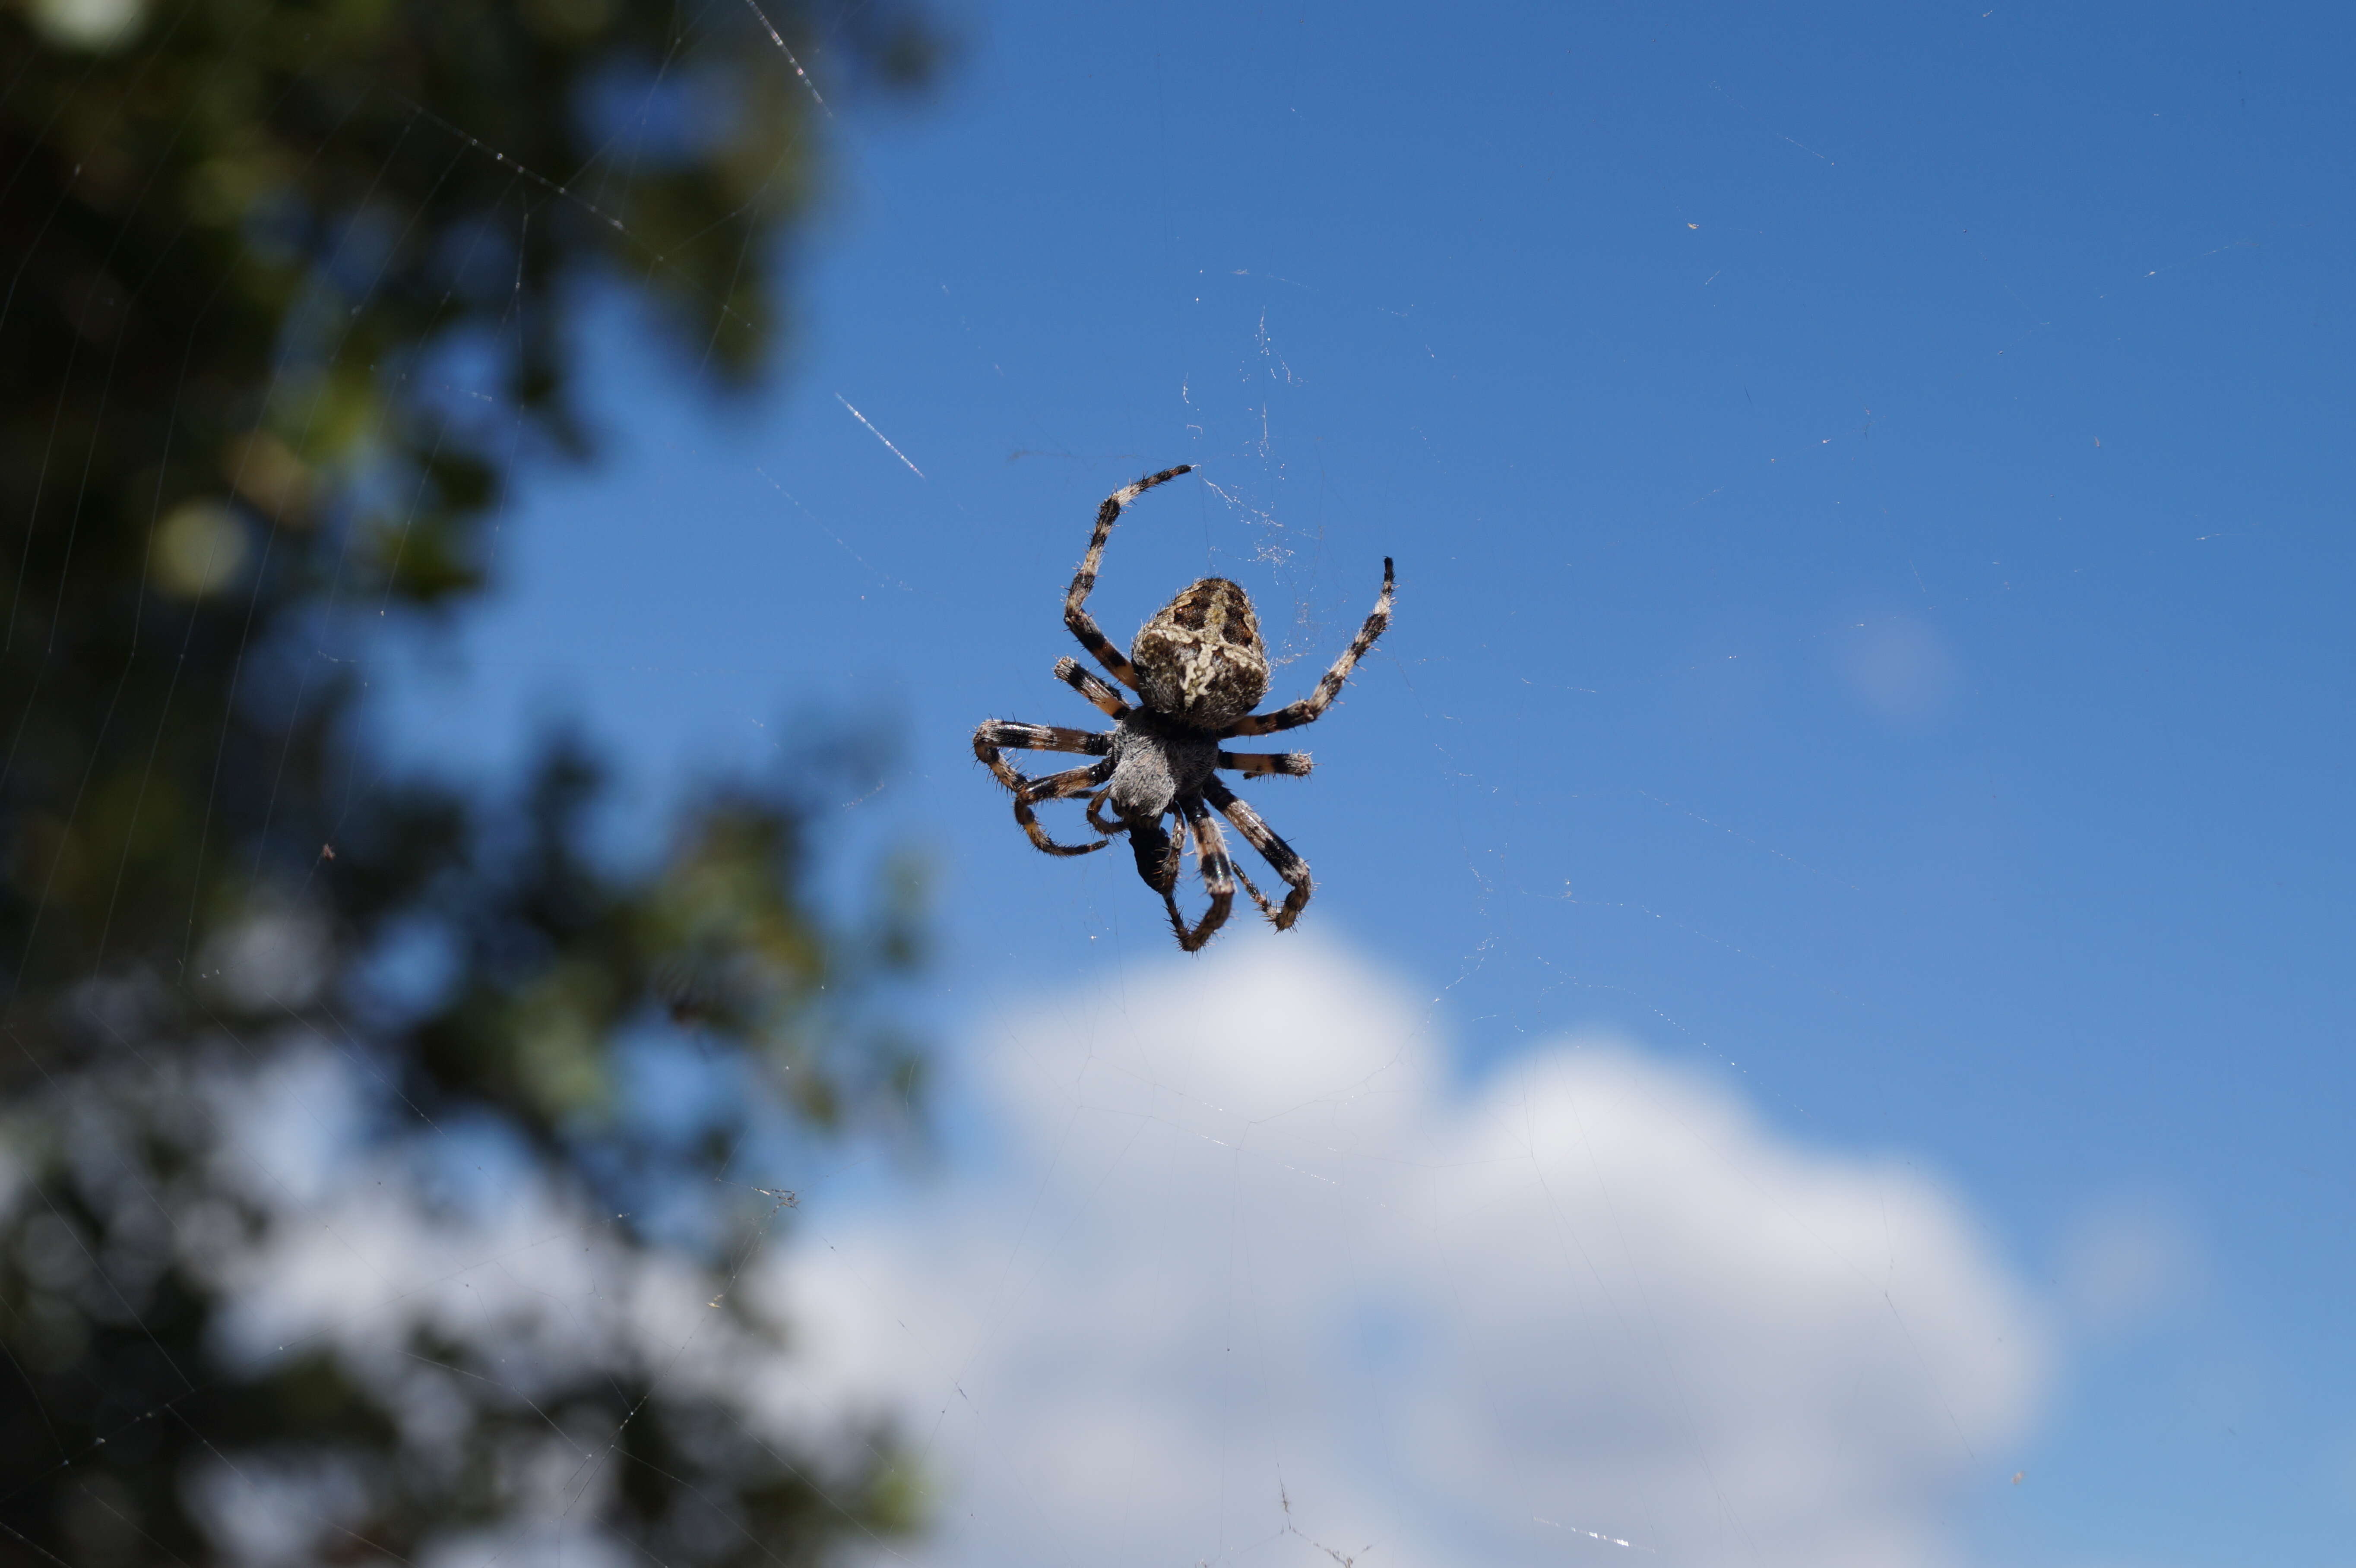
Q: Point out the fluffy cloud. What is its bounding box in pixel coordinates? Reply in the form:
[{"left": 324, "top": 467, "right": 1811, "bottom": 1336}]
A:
[
  {"left": 762, "top": 938, "right": 2051, "bottom": 1568},
  {"left": 200, "top": 941, "right": 2050, "bottom": 1567}
]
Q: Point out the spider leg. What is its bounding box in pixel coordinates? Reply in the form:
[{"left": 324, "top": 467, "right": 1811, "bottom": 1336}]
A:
[
  {"left": 1203, "top": 777, "right": 1311, "bottom": 929},
  {"left": 1064, "top": 464, "right": 1194, "bottom": 690},
  {"left": 972, "top": 719, "right": 1111, "bottom": 797},
  {"left": 1055, "top": 656, "right": 1132, "bottom": 720},
  {"left": 1016, "top": 760, "right": 1115, "bottom": 805},
  {"left": 1222, "top": 556, "right": 1394, "bottom": 737},
  {"left": 1226, "top": 854, "right": 1276, "bottom": 919},
  {"left": 1086, "top": 788, "right": 1123, "bottom": 837},
  {"left": 1216, "top": 749, "right": 1312, "bottom": 778},
  {"left": 1162, "top": 797, "right": 1236, "bottom": 952},
  {"left": 1158, "top": 812, "right": 1186, "bottom": 890},
  {"left": 1010, "top": 759, "right": 1118, "bottom": 856},
  {"left": 972, "top": 718, "right": 1116, "bottom": 855},
  {"left": 973, "top": 720, "right": 1112, "bottom": 778}
]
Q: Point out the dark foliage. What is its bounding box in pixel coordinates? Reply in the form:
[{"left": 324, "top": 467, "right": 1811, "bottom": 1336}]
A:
[{"left": 0, "top": 0, "right": 936, "bottom": 1560}]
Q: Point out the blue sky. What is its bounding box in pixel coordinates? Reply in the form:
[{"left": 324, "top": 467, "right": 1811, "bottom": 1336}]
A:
[{"left": 372, "top": 2, "right": 2355, "bottom": 1562}]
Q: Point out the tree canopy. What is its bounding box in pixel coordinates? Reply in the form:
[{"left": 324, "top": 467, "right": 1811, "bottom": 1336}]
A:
[{"left": 0, "top": 1, "right": 936, "bottom": 1561}]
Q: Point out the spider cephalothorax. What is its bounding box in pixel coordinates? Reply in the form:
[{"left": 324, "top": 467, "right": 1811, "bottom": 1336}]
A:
[{"left": 972, "top": 465, "right": 1395, "bottom": 951}]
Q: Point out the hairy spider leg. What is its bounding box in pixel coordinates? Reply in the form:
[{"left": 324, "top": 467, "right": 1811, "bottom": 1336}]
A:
[
  {"left": 1216, "top": 749, "right": 1313, "bottom": 778},
  {"left": 1229, "top": 858, "right": 1276, "bottom": 919},
  {"left": 1054, "top": 655, "right": 1132, "bottom": 719},
  {"left": 1064, "top": 464, "right": 1195, "bottom": 691},
  {"left": 1165, "top": 797, "right": 1237, "bottom": 952},
  {"left": 1222, "top": 556, "right": 1395, "bottom": 737},
  {"left": 1133, "top": 806, "right": 1185, "bottom": 895},
  {"left": 1204, "top": 778, "right": 1313, "bottom": 929},
  {"left": 1016, "top": 759, "right": 1116, "bottom": 804},
  {"left": 972, "top": 721, "right": 1115, "bottom": 854},
  {"left": 1086, "top": 789, "right": 1122, "bottom": 837},
  {"left": 1209, "top": 833, "right": 1276, "bottom": 919},
  {"left": 972, "top": 721, "right": 1111, "bottom": 778},
  {"left": 971, "top": 719, "right": 1110, "bottom": 804},
  {"left": 1010, "top": 759, "right": 1117, "bottom": 855}
]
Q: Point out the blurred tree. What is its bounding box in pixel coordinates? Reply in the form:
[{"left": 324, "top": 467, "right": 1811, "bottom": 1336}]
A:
[{"left": 0, "top": 0, "right": 935, "bottom": 1562}]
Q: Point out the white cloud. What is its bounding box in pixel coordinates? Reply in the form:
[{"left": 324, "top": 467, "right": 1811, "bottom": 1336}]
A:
[
  {"left": 764, "top": 938, "right": 2052, "bottom": 1568},
  {"left": 197, "top": 941, "right": 2050, "bottom": 1567},
  {"left": 209, "top": 1060, "right": 798, "bottom": 1442}
]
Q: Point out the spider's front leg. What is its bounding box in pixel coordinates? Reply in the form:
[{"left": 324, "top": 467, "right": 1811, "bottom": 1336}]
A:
[
  {"left": 1009, "top": 760, "right": 1117, "bottom": 856},
  {"left": 1086, "top": 790, "right": 1133, "bottom": 843},
  {"left": 972, "top": 721, "right": 1115, "bottom": 855},
  {"left": 1063, "top": 465, "right": 1194, "bottom": 691},
  {"left": 972, "top": 720, "right": 1110, "bottom": 790}
]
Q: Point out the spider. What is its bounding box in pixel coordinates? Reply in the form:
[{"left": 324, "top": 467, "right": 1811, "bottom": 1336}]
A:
[{"left": 972, "top": 465, "right": 1395, "bottom": 951}]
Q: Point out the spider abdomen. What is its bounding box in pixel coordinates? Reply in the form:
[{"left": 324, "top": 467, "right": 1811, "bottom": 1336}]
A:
[{"left": 1131, "top": 576, "right": 1271, "bottom": 731}]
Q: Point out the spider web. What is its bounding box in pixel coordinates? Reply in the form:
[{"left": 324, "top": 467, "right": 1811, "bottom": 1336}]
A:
[{"left": 7, "top": 3, "right": 2344, "bottom": 1568}]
